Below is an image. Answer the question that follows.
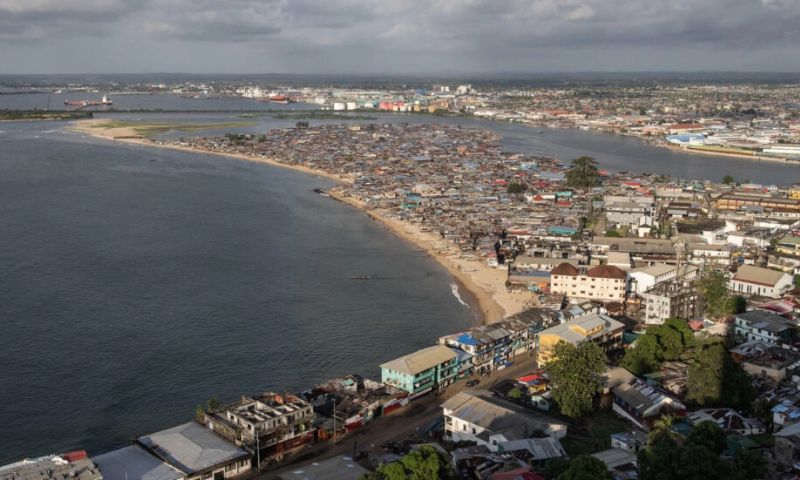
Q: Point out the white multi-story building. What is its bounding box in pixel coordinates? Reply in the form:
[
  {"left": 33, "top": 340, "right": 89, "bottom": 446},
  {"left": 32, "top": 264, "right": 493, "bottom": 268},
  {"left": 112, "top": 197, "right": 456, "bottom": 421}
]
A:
[
  {"left": 734, "top": 311, "right": 796, "bottom": 345},
  {"left": 729, "top": 265, "right": 793, "bottom": 298},
  {"left": 442, "top": 390, "right": 567, "bottom": 450},
  {"left": 550, "top": 263, "right": 627, "bottom": 301}
]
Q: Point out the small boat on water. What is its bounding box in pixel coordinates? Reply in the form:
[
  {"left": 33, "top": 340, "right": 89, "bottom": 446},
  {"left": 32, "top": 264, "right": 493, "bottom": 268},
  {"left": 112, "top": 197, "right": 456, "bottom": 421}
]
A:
[
  {"left": 350, "top": 275, "right": 370, "bottom": 280},
  {"left": 312, "top": 188, "right": 331, "bottom": 197}
]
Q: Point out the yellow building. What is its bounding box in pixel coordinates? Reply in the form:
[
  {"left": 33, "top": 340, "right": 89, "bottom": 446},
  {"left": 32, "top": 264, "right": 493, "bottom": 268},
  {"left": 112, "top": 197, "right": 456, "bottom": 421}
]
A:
[
  {"left": 537, "top": 313, "right": 625, "bottom": 364},
  {"left": 776, "top": 236, "right": 800, "bottom": 256}
]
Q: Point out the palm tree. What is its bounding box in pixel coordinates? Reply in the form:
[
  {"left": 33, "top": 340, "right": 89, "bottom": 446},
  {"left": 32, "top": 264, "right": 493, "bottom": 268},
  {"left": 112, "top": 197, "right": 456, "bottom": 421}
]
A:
[{"left": 648, "top": 415, "right": 682, "bottom": 447}]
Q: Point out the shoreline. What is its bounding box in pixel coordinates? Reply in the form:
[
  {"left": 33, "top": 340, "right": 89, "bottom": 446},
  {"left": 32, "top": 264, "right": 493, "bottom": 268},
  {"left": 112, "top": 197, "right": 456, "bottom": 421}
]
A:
[
  {"left": 69, "top": 119, "right": 527, "bottom": 325},
  {"left": 487, "top": 117, "right": 800, "bottom": 166}
]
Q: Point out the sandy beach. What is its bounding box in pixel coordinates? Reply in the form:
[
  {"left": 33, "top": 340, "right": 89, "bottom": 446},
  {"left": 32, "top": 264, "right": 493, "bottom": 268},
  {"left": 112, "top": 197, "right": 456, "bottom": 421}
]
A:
[
  {"left": 69, "top": 119, "right": 530, "bottom": 325},
  {"left": 69, "top": 119, "right": 354, "bottom": 185}
]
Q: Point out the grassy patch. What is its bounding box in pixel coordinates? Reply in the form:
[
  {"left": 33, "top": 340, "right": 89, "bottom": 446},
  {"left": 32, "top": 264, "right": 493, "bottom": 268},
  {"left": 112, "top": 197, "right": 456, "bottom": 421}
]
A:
[
  {"left": 562, "top": 410, "right": 631, "bottom": 456},
  {"left": 92, "top": 120, "right": 256, "bottom": 136},
  {"left": 0, "top": 110, "right": 93, "bottom": 121}
]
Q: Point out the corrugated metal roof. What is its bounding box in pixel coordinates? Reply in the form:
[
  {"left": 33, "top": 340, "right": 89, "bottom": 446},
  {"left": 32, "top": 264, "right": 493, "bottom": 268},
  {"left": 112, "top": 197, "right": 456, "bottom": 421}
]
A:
[{"left": 379, "top": 345, "right": 457, "bottom": 375}]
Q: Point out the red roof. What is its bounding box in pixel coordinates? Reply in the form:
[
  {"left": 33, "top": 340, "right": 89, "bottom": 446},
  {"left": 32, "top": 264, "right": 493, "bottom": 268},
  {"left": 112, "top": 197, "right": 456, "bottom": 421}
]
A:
[
  {"left": 551, "top": 263, "right": 579, "bottom": 276},
  {"left": 62, "top": 451, "right": 88, "bottom": 462},
  {"left": 587, "top": 264, "right": 627, "bottom": 279}
]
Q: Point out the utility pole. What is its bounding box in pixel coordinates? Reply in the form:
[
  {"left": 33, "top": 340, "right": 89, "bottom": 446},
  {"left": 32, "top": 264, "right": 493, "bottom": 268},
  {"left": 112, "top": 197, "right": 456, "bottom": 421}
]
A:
[
  {"left": 332, "top": 398, "right": 337, "bottom": 444},
  {"left": 256, "top": 434, "right": 260, "bottom": 470}
]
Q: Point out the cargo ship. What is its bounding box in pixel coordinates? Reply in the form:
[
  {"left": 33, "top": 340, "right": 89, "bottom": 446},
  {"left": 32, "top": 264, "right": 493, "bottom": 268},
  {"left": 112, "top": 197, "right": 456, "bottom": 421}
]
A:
[
  {"left": 64, "top": 95, "right": 113, "bottom": 108},
  {"left": 266, "top": 94, "right": 290, "bottom": 104}
]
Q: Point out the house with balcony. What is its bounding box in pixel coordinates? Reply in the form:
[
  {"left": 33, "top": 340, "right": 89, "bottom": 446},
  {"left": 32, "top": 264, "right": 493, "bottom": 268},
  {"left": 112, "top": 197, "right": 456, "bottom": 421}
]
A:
[
  {"left": 380, "top": 344, "right": 459, "bottom": 397},
  {"left": 549, "top": 263, "right": 627, "bottom": 302},
  {"left": 438, "top": 325, "right": 512, "bottom": 374},
  {"left": 536, "top": 313, "right": 625, "bottom": 364},
  {"left": 199, "top": 392, "right": 315, "bottom": 462},
  {"left": 733, "top": 310, "right": 796, "bottom": 346}
]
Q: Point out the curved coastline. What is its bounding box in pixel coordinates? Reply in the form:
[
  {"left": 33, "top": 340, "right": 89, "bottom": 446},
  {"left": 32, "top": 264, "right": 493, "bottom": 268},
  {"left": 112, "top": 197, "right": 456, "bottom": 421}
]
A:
[{"left": 68, "top": 118, "right": 522, "bottom": 325}]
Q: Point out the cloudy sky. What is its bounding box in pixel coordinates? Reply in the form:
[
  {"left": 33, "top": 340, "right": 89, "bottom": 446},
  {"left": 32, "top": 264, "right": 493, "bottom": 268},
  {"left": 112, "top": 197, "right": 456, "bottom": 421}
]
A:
[{"left": 1, "top": 0, "right": 799, "bottom": 74}]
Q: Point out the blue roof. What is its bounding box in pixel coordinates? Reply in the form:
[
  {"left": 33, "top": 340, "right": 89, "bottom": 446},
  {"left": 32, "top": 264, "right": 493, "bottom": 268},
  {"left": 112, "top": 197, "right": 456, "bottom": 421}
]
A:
[{"left": 455, "top": 333, "right": 481, "bottom": 346}]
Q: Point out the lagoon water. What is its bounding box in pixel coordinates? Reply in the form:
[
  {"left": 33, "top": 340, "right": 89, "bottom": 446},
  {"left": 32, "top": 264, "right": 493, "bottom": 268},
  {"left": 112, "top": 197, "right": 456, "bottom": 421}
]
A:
[{"left": 0, "top": 121, "right": 473, "bottom": 462}]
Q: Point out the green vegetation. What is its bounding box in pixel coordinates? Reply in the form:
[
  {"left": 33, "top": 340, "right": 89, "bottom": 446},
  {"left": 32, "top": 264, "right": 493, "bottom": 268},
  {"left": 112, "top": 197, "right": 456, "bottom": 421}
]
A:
[
  {"left": 0, "top": 110, "right": 93, "bottom": 121},
  {"left": 697, "top": 270, "right": 741, "bottom": 317},
  {"left": 565, "top": 156, "right": 601, "bottom": 189},
  {"left": 206, "top": 396, "right": 220, "bottom": 412},
  {"left": 362, "top": 445, "right": 457, "bottom": 480},
  {"left": 556, "top": 455, "right": 613, "bottom": 480},
  {"left": 621, "top": 318, "right": 694, "bottom": 375},
  {"left": 686, "top": 339, "right": 756, "bottom": 410},
  {"left": 620, "top": 319, "right": 756, "bottom": 410},
  {"left": 93, "top": 120, "right": 256, "bottom": 136},
  {"left": 723, "top": 174, "right": 735, "bottom": 185},
  {"left": 548, "top": 342, "right": 607, "bottom": 419},
  {"left": 507, "top": 182, "right": 528, "bottom": 195},
  {"left": 561, "top": 410, "right": 630, "bottom": 456},
  {"left": 604, "top": 229, "right": 622, "bottom": 237},
  {"left": 638, "top": 417, "right": 764, "bottom": 480}
]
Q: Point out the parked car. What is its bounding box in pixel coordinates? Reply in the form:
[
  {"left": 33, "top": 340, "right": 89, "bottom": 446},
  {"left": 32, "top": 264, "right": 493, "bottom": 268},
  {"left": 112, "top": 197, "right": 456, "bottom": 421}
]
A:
[{"left": 466, "top": 379, "right": 480, "bottom": 388}]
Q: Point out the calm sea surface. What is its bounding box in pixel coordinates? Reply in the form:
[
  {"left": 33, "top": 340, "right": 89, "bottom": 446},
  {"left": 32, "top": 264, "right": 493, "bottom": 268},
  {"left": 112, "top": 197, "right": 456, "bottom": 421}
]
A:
[
  {"left": 3, "top": 92, "right": 800, "bottom": 462},
  {"left": 0, "top": 121, "right": 473, "bottom": 463}
]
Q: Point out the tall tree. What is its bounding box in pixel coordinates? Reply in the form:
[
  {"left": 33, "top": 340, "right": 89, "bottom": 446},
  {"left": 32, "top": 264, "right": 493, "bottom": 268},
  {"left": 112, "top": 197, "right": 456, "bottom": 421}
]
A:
[
  {"left": 362, "top": 446, "right": 457, "bottom": 480},
  {"left": 686, "top": 420, "right": 727, "bottom": 454},
  {"left": 621, "top": 318, "right": 694, "bottom": 375},
  {"left": 687, "top": 339, "right": 756, "bottom": 410},
  {"left": 697, "top": 270, "right": 734, "bottom": 317},
  {"left": 556, "top": 455, "right": 612, "bottom": 480},
  {"left": 565, "top": 156, "right": 601, "bottom": 189},
  {"left": 548, "top": 341, "right": 607, "bottom": 419}
]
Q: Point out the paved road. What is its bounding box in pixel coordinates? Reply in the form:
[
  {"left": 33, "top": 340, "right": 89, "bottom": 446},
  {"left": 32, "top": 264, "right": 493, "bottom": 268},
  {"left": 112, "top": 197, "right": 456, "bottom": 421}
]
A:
[{"left": 259, "top": 353, "right": 538, "bottom": 479}]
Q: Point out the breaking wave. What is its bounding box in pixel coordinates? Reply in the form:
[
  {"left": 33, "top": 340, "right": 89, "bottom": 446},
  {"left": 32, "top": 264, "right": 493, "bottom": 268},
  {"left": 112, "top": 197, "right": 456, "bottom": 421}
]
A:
[{"left": 450, "top": 282, "right": 470, "bottom": 309}]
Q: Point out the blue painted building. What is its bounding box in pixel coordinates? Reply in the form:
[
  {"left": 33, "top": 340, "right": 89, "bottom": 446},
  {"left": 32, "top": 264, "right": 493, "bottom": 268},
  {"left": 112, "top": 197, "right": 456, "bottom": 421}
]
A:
[{"left": 380, "top": 345, "right": 459, "bottom": 397}]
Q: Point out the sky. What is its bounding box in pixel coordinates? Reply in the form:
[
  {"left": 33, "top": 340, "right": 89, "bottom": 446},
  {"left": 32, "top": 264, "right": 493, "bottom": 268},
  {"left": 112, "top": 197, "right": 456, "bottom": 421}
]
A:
[{"left": 1, "top": 0, "right": 800, "bottom": 74}]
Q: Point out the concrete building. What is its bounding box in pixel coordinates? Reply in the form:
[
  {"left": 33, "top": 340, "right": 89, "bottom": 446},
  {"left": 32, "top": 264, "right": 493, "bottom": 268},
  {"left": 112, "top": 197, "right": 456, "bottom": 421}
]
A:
[
  {"left": 93, "top": 445, "right": 185, "bottom": 480},
  {"left": 729, "top": 265, "right": 793, "bottom": 298},
  {"left": 777, "top": 236, "right": 800, "bottom": 257},
  {"left": 629, "top": 263, "right": 677, "bottom": 295},
  {"left": 734, "top": 311, "right": 795, "bottom": 345},
  {"left": 716, "top": 193, "right": 800, "bottom": 213},
  {"left": 605, "top": 368, "right": 686, "bottom": 431},
  {"left": 606, "top": 202, "right": 650, "bottom": 228},
  {"left": 201, "top": 392, "right": 315, "bottom": 461},
  {"left": 642, "top": 279, "right": 703, "bottom": 324},
  {"left": 536, "top": 313, "right": 625, "bottom": 364},
  {"left": 0, "top": 452, "right": 102, "bottom": 480},
  {"left": 276, "top": 456, "right": 368, "bottom": 480},
  {"left": 137, "top": 422, "right": 251, "bottom": 480},
  {"left": 380, "top": 344, "right": 459, "bottom": 397},
  {"left": 442, "top": 390, "right": 567, "bottom": 449},
  {"left": 773, "top": 421, "right": 800, "bottom": 470},
  {"left": 550, "top": 263, "right": 627, "bottom": 301}
]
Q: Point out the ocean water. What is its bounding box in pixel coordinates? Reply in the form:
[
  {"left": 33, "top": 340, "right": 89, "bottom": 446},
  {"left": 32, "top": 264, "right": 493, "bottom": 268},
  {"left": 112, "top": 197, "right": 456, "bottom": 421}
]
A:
[{"left": 0, "top": 121, "right": 473, "bottom": 463}]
